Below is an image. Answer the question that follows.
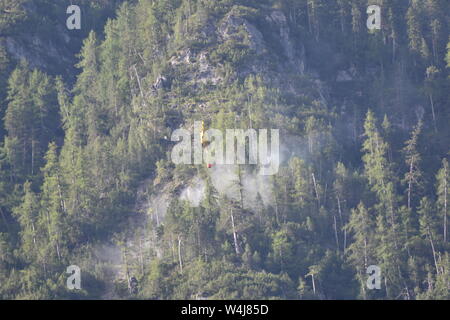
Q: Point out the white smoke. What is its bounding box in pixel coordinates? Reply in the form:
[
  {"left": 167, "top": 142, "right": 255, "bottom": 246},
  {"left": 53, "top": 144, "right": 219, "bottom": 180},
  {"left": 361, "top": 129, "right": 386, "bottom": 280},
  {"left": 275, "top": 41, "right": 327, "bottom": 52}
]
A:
[
  {"left": 94, "top": 244, "right": 123, "bottom": 266},
  {"left": 148, "top": 192, "right": 170, "bottom": 225},
  {"left": 179, "top": 177, "right": 206, "bottom": 207},
  {"left": 242, "top": 169, "right": 274, "bottom": 208},
  {"left": 209, "top": 164, "right": 241, "bottom": 201},
  {"left": 209, "top": 164, "right": 274, "bottom": 209},
  {"left": 172, "top": 134, "right": 312, "bottom": 211}
]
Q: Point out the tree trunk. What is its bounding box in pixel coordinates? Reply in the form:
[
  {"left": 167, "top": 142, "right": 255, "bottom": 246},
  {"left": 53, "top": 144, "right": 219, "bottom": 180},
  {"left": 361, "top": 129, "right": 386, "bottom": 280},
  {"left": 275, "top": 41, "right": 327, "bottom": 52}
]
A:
[
  {"left": 312, "top": 173, "right": 320, "bottom": 207},
  {"left": 31, "top": 222, "right": 37, "bottom": 247},
  {"left": 337, "top": 196, "right": 346, "bottom": 252},
  {"left": 230, "top": 209, "right": 241, "bottom": 255},
  {"left": 429, "top": 94, "right": 437, "bottom": 133},
  {"left": 178, "top": 235, "right": 183, "bottom": 274},
  {"left": 444, "top": 164, "right": 448, "bottom": 242},
  {"left": 139, "top": 236, "right": 144, "bottom": 274},
  {"left": 407, "top": 157, "right": 414, "bottom": 210},
  {"left": 333, "top": 214, "right": 339, "bottom": 250},
  {"left": 428, "top": 229, "right": 440, "bottom": 275}
]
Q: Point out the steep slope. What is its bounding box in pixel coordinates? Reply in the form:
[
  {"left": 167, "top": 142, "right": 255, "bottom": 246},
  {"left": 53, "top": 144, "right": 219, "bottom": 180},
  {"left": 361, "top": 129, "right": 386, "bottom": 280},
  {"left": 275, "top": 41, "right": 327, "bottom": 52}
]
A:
[{"left": 1, "top": 0, "right": 449, "bottom": 300}]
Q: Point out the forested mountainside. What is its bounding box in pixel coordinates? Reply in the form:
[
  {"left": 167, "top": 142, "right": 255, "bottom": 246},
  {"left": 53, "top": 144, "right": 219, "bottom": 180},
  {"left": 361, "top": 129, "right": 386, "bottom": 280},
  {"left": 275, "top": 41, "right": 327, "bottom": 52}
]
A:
[{"left": 0, "top": 0, "right": 449, "bottom": 300}]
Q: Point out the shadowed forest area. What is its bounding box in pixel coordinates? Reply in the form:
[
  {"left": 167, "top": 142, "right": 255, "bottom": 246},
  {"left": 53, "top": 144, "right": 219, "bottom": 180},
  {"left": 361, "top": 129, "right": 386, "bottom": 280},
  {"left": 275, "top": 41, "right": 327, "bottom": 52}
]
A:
[{"left": 0, "top": 0, "right": 449, "bottom": 299}]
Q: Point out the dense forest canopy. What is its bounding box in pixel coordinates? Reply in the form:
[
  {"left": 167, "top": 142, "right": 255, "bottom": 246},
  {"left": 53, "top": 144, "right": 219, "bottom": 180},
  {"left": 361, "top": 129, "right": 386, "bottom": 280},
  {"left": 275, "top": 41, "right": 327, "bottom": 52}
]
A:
[{"left": 0, "top": 0, "right": 449, "bottom": 299}]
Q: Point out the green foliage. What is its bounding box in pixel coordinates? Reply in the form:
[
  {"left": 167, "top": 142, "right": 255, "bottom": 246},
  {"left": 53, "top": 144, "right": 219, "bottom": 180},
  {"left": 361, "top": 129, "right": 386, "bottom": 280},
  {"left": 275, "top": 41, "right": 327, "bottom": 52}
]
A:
[
  {"left": 4, "top": 62, "right": 59, "bottom": 180},
  {"left": 0, "top": 0, "right": 26, "bottom": 35},
  {"left": 1, "top": 0, "right": 449, "bottom": 300}
]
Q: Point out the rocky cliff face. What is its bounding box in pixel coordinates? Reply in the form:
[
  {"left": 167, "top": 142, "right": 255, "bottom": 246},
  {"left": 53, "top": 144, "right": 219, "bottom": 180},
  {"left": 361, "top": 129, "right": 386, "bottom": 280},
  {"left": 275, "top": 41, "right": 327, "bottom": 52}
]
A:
[
  {"left": 1, "top": 4, "right": 334, "bottom": 296},
  {"left": 99, "top": 8, "right": 320, "bottom": 291},
  {"left": 156, "top": 6, "right": 325, "bottom": 135},
  {"left": 1, "top": 1, "right": 120, "bottom": 81},
  {"left": 2, "top": 0, "right": 448, "bottom": 301},
  {"left": 4, "top": 28, "right": 74, "bottom": 76}
]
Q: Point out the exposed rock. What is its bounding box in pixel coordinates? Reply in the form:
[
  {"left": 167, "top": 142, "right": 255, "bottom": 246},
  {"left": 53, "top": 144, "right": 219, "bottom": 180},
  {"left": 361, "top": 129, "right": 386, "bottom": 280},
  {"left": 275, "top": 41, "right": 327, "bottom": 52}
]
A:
[
  {"left": 336, "top": 66, "right": 357, "bottom": 82},
  {"left": 167, "top": 9, "right": 310, "bottom": 90},
  {"left": 218, "top": 12, "right": 265, "bottom": 55},
  {"left": 152, "top": 75, "right": 168, "bottom": 90},
  {"left": 169, "top": 49, "right": 223, "bottom": 86},
  {"left": 169, "top": 48, "right": 194, "bottom": 66},
  {"left": 336, "top": 70, "right": 353, "bottom": 82},
  {"left": 265, "top": 10, "right": 305, "bottom": 74},
  {"left": 4, "top": 26, "right": 75, "bottom": 78},
  {"left": 266, "top": 11, "right": 293, "bottom": 61},
  {"left": 196, "top": 51, "right": 222, "bottom": 85}
]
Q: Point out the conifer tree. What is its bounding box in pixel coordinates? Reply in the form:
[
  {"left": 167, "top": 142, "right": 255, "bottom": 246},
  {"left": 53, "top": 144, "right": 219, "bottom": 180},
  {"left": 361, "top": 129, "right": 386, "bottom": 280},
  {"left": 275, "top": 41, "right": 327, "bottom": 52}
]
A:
[
  {"left": 346, "top": 202, "right": 374, "bottom": 299},
  {"left": 436, "top": 158, "right": 449, "bottom": 242},
  {"left": 4, "top": 62, "right": 59, "bottom": 179},
  {"left": 13, "top": 181, "right": 40, "bottom": 262},
  {"left": 362, "top": 110, "right": 391, "bottom": 197},
  {"left": 39, "top": 142, "right": 67, "bottom": 262},
  {"left": 402, "top": 120, "right": 423, "bottom": 210},
  {"left": 418, "top": 197, "right": 440, "bottom": 275}
]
